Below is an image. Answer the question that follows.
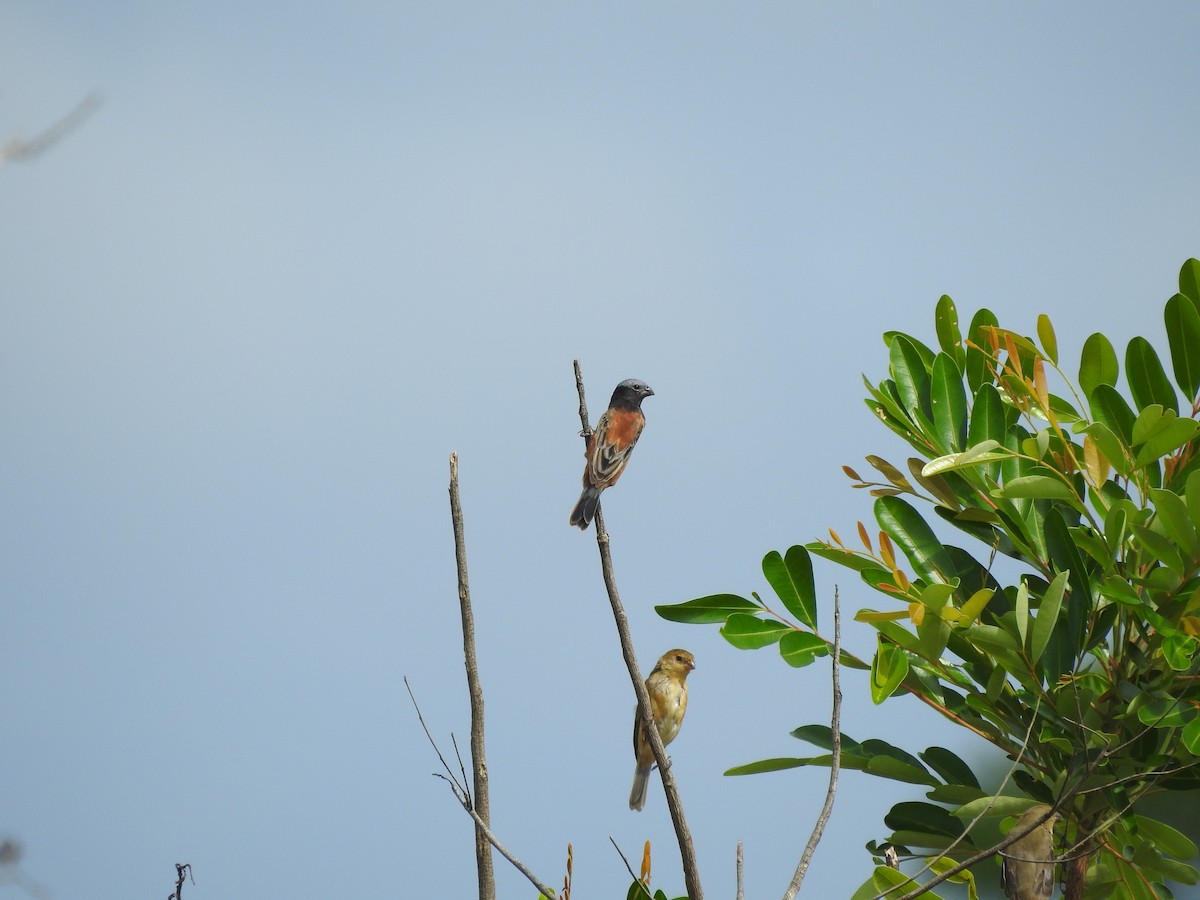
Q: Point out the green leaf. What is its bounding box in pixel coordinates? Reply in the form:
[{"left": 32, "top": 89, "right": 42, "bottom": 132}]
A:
[
  {"left": 954, "top": 795, "right": 1038, "bottom": 820},
  {"left": 919, "top": 746, "right": 980, "bottom": 788},
  {"left": 1134, "top": 416, "right": 1198, "bottom": 466},
  {"left": 762, "top": 546, "right": 817, "bottom": 629},
  {"left": 993, "top": 475, "right": 1076, "bottom": 501},
  {"left": 930, "top": 353, "right": 967, "bottom": 453},
  {"left": 890, "top": 334, "right": 934, "bottom": 425},
  {"left": 965, "top": 624, "right": 1020, "bottom": 652},
  {"left": 875, "top": 495, "right": 956, "bottom": 585},
  {"left": 922, "top": 443, "right": 1008, "bottom": 476},
  {"left": 1127, "top": 336, "right": 1179, "bottom": 414},
  {"left": 1131, "top": 523, "right": 1185, "bottom": 577},
  {"left": 865, "top": 753, "right": 938, "bottom": 786},
  {"left": 965, "top": 308, "right": 1000, "bottom": 395},
  {"left": 1136, "top": 693, "right": 1189, "bottom": 727},
  {"left": 1186, "top": 469, "right": 1200, "bottom": 534},
  {"left": 958, "top": 588, "right": 994, "bottom": 625},
  {"left": 885, "top": 801, "right": 965, "bottom": 837},
  {"left": 655, "top": 594, "right": 760, "bottom": 624},
  {"left": 917, "top": 614, "right": 951, "bottom": 660},
  {"left": 1182, "top": 717, "right": 1200, "bottom": 754},
  {"left": 724, "top": 757, "right": 817, "bottom": 776},
  {"left": 851, "top": 866, "right": 947, "bottom": 900},
  {"left": 935, "top": 294, "right": 965, "bottom": 369},
  {"left": 1181, "top": 258, "right": 1200, "bottom": 306},
  {"left": 1165, "top": 292, "right": 1200, "bottom": 399},
  {"left": 779, "top": 630, "right": 828, "bottom": 667},
  {"left": 790, "top": 723, "right": 863, "bottom": 754},
  {"left": 1149, "top": 488, "right": 1199, "bottom": 557},
  {"left": 1163, "top": 633, "right": 1197, "bottom": 671},
  {"left": 1080, "top": 332, "right": 1119, "bottom": 396},
  {"left": 871, "top": 641, "right": 909, "bottom": 704},
  {"left": 720, "top": 613, "right": 788, "bottom": 649},
  {"left": 927, "top": 784, "right": 988, "bottom": 804},
  {"left": 969, "top": 383, "right": 1009, "bottom": 483},
  {"left": 1084, "top": 422, "right": 1130, "bottom": 476},
  {"left": 1037, "top": 313, "right": 1058, "bottom": 364},
  {"left": 1090, "top": 384, "right": 1137, "bottom": 444},
  {"left": 1029, "top": 571, "right": 1069, "bottom": 664}
]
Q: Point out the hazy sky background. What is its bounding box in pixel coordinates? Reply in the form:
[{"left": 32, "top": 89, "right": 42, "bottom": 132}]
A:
[{"left": 3, "top": 3, "right": 1200, "bottom": 898}]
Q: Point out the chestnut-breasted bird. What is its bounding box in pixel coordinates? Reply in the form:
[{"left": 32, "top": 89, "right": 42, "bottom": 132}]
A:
[
  {"left": 570, "top": 379, "right": 654, "bottom": 529},
  {"left": 1000, "top": 804, "right": 1059, "bottom": 900},
  {"left": 629, "top": 648, "right": 695, "bottom": 811}
]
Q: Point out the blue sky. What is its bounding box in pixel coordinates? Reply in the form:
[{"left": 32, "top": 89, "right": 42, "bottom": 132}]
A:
[{"left": 3, "top": 3, "right": 1200, "bottom": 898}]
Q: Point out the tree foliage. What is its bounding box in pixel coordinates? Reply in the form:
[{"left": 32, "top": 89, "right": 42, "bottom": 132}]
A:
[{"left": 660, "top": 259, "right": 1200, "bottom": 898}]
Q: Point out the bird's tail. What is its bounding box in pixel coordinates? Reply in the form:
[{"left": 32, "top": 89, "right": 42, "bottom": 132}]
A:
[
  {"left": 629, "top": 763, "right": 652, "bottom": 811},
  {"left": 569, "top": 487, "right": 601, "bottom": 530}
]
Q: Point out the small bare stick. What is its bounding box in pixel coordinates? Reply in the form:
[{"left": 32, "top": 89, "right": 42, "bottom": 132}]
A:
[
  {"left": 782, "top": 587, "right": 843, "bottom": 898},
  {"left": 449, "top": 453, "right": 495, "bottom": 900},
  {"left": 405, "top": 678, "right": 556, "bottom": 899}
]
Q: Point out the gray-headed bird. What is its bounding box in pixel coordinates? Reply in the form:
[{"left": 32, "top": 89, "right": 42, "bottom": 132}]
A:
[{"left": 570, "top": 379, "right": 654, "bottom": 529}]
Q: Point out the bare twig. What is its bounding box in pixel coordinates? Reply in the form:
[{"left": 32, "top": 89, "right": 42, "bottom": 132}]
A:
[
  {"left": 573, "top": 359, "right": 705, "bottom": 900},
  {"left": 449, "top": 453, "right": 495, "bottom": 900},
  {"left": 609, "top": 837, "right": 654, "bottom": 900},
  {"left": 405, "top": 678, "right": 557, "bottom": 900},
  {"left": 736, "top": 841, "right": 745, "bottom": 900},
  {"left": 1, "top": 93, "right": 102, "bottom": 166},
  {"left": 169, "top": 863, "right": 193, "bottom": 900},
  {"left": 783, "top": 587, "right": 843, "bottom": 898}
]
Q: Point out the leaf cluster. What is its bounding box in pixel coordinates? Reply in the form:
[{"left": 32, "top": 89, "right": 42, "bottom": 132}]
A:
[{"left": 659, "top": 260, "right": 1200, "bottom": 898}]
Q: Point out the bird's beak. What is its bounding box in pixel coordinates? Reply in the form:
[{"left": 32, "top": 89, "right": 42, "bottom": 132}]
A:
[
  {"left": 687, "top": 659, "right": 696, "bottom": 670},
  {"left": 645, "top": 386, "right": 655, "bottom": 397}
]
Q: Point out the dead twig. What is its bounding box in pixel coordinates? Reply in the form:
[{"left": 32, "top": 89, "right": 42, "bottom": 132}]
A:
[
  {"left": 169, "top": 863, "right": 193, "bottom": 900},
  {"left": 405, "top": 677, "right": 557, "bottom": 899},
  {"left": 449, "top": 452, "right": 495, "bottom": 900},
  {"left": 783, "top": 587, "right": 843, "bottom": 898}
]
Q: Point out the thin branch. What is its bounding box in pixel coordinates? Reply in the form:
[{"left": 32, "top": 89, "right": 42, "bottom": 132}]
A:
[
  {"left": 609, "top": 837, "right": 654, "bottom": 900},
  {"left": 736, "top": 841, "right": 745, "bottom": 900},
  {"left": 783, "top": 587, "right": 843, "bottom": 898},
  {"left": 169, "top": 863, "right": 193, "bottom": 900},
  {"left": 573, "top": 359, "right": 704, "bottom": 900},
  {"left": 1, "top": 93, "right": 102, "bottom": 166},
  {"left": 449, "top": 453, "right": 495, "bottom": 900},
  {"left": 405, "top": 678, "right": 557, "bottom": 900}
]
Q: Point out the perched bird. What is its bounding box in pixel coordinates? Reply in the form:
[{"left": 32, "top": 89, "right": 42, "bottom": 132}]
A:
[
  {"left": 570, "top": 378, "right": 654, "bottom": 529},
  {"left": 629, "top": 648, "right": 695, "bottom": 811},
  {"left": 1000, "top": 804, "right": 1059, "bottom": 900}
]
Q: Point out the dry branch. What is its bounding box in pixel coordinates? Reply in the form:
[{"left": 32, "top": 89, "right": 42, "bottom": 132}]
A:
[
  {"left": 449, "top": 452, "right": 496, "bottom": 900},
  {"left": 783, "top": 588, "right": 843, "bottom": 898}
]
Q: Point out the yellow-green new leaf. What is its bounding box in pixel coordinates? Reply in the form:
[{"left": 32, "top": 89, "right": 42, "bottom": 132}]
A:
[{"left": 1037, "top": 313, "right": 1058, "bottom": 364}]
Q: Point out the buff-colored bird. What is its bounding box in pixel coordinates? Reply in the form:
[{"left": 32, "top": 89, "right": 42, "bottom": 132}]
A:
[
  {"left": 1000, "top": 804, "right": 1059, "bottom": 900},
  {"left": 629, "top": 649, "right": 695, "bottom": 811}
]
